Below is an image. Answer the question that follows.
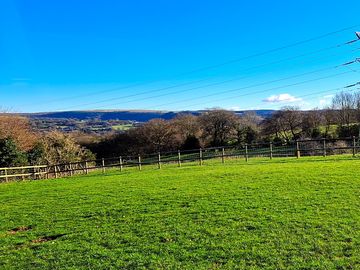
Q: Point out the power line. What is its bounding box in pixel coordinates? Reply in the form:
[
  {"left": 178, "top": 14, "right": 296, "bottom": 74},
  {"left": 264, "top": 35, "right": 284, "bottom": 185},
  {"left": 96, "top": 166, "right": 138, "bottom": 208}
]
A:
[
  {"left": 139, "top": 60, "right": 358, "bottom": 110},
  {"left": 24, "top": 25, "right": 360, "bottom": 108},
  {"left": 58, "top": 42, "right": 357, "bottom": 111},
  {"left": 240, "top": 81, "right": 360, "bottom": 111},
  {"left": 100, "top": 53, "right": 359, "bottom": 109},
  {"left": 179, "top": 25, "right": 360, "bottom": 75},
  {"left": 152, "top": 70, "right": 356, "bottom": 111}
]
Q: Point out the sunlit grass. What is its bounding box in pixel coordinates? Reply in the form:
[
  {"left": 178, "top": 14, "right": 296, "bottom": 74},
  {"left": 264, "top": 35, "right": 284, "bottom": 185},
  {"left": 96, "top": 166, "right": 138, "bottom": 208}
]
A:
[{"left": 1, "top": 156, "right": 360, "bottom": 269}]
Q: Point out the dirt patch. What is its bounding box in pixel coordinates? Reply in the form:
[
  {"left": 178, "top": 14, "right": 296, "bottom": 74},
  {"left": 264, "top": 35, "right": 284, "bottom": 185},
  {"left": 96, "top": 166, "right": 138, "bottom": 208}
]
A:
[
  {"left": 8, "top": 226, "right": 32, "bottom": 235},
  {"left": 31, "top": 234, "right": 66, "bottom": 243},
  {"left": 160, "top": 236, "right": 174, "bottom": 243}
]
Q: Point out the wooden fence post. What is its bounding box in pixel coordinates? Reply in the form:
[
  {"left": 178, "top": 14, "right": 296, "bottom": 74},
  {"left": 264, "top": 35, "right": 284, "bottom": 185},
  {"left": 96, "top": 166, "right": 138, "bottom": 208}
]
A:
[
  {"left": 199, "top": 149, "right": 203, "bottom": 166},
  {"left": 245, "top": 144, "right": 248, "bottom": 162},
  {"left": 353, "top": 136, "right": 356, "bottom": 157},
  {"left": 102, "top": 158, "right": 105, "bottom": 173},
  {"left": 85, "top": 161, "right": 89, "bottom": 174},
  {"left": 54, "top": 166, "right": 58, "bottom": 179},
  {"left": 296, "top": 140, "right": 300, "bottom": 158},
  {"left": 138, "top": 155, "right": 142, "bottom": 170},
  {"left": 158, "top": 152, "right": 161, "bottom": 169},
  {"left": 270, "top": 142, "right": 273, "bottom": 160},
  {"left": 323, "top": 138, "right": 326, "bottom": 157},
  {"left": 221, "top": 147, "right": 225, "bottom": 163},
  {"left": 119, "top": 156, "right": 123, "bottom": 172},
  {"left": 4, "top": 168, "right": 8, "bottom": 183},
  {"left": 69, "top": 163, "right": 73, "bottom": 176},
  {"left": 178, "top": 150, "right": 181, "bottom": 167}
]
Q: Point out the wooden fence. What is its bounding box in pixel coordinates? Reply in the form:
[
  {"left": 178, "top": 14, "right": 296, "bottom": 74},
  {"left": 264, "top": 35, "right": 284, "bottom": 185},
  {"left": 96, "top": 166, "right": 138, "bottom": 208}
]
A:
[{"left": 1, "top": 137, "right": 359, "bottom": 183}]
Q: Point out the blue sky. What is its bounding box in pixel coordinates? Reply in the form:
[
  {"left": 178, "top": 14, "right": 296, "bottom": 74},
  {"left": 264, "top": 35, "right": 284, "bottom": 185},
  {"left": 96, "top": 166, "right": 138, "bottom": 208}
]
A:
[{"left": 1, "top": 0, "right": 360, "bottom": 113}]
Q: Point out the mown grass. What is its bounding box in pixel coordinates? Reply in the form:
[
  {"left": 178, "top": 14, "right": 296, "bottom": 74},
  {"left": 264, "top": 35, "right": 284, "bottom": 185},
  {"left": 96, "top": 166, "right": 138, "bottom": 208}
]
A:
[{"left": 1, "top": 157, "right": 360, "bottom": 269}]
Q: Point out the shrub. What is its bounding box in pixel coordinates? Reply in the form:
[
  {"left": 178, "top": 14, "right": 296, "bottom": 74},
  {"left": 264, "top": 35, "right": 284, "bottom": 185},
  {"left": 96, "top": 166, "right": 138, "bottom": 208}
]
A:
[
  {"left": 336, "top": 125, "right": 359, "bottom": 138},
  {"left": 0, "top": 138, "right": 28, "bottom": 167},
  {"left": 181, "top": 135, "right": 201, "bottom": 150},
  {"left": 35, "top": 132, "right": 95, "bottom": 165}
]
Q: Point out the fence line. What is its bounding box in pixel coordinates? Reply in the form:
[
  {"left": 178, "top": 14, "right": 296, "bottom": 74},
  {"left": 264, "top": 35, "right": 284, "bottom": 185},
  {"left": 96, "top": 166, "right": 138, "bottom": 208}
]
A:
[{"left": 1, "top": 137, "right": 359, "bottom": 183}]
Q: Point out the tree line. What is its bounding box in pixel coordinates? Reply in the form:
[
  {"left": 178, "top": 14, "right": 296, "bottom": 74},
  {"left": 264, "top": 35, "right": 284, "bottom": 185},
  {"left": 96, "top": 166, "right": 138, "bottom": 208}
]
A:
[
  {"left": 1, "top": 90, "right": 360, "bottom": 165},
  {"left": 87, "top": 91, "right": 360, "bottom": 158}
]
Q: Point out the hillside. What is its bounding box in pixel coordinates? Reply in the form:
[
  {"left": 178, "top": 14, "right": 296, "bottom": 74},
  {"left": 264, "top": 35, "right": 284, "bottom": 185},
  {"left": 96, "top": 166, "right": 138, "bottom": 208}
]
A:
[
  {"left": 24, "top": 109, "right": 275, "bottom": 122},
  {"left": 1, "top": 157, "right": 359, "bottom": 269}
]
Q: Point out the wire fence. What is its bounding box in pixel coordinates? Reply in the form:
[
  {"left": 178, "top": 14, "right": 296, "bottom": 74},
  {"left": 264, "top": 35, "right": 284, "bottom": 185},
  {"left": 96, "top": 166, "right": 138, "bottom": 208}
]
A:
[{"left": 1, "top": 137, "right": 359, "bottom": 183}]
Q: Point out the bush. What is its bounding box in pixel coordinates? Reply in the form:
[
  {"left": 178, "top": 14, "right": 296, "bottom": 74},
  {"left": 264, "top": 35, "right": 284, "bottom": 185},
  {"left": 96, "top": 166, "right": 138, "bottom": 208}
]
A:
[
  {"left": 35, "top": 132, "right": 95, "bottom": 165},
  {"left": 0, "top": 138, "right": 28, "bottom": 167},
  {"left": 181, "top": 135, "right": 201, "bottom": 150},
  {"left": 28, "top": 142, "right": 46, "bottom": 165},
  {"left": 337, "top": 125, "right": 359, "bottom": 138}
]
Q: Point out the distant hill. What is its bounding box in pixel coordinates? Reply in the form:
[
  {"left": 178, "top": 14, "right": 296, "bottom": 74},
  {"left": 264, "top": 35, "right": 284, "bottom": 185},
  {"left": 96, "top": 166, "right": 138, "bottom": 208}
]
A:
[{"left": 25, "top": 110, "right": 275, "bottom": 122}]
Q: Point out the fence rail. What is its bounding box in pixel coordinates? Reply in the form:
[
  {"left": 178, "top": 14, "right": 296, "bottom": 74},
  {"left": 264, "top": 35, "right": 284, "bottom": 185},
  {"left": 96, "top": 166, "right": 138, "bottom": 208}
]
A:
[{"left": 1, "top": 137, "right": 359, "bottom": 183}]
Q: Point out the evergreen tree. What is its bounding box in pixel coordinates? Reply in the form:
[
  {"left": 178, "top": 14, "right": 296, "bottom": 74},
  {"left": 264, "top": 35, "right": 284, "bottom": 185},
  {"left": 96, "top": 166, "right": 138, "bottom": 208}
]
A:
[{"left": 0, "top": 138, "right": 28, "bottom": 167}]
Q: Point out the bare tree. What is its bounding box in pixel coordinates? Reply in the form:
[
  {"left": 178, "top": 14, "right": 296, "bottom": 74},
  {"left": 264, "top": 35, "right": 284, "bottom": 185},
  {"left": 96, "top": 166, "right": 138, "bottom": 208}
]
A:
[
  {"left": 170, "top": 114, "right": 202, "bottom": 142},
  {"left": 301, "top": 109, "right": 322, "bottom": 138},
  {"left": 0, "top": 114, "right": 38, "bottom": 151},
  {"left": 279, "top": 106, "right": 302, "bottom": 140},
  {"left": 235, "top": 112, "right": 261, "bottom": 144},
  {"left": 132, "top": 119, "right": 178, "bottom": 152},
  {"left": 321, "top": 107, "right": 336, "bottom": 138},
  {"left": 332, "top": 91, "right": 355, "bottom": 127},
  {"left": 261, "top": 113, "right": 282, "bottom": 140},
  {"left": 199, "top": 109, "right": 238, "bottom": 146},
  {"left": 262, "top": 107, "right": 302, "bottom": 142}
]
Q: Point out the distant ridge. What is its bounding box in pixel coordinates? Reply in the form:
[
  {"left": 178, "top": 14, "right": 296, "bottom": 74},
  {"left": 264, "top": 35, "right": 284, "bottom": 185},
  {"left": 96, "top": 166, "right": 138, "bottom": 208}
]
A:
[{"left": 24, "top": 110, "right": 275, "bottom": 122}]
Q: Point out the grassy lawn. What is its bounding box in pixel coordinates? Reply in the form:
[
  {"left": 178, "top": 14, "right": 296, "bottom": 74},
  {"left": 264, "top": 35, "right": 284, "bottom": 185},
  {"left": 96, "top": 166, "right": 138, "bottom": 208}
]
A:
[{"left": 1, "top": 157, "right": 360, "bottom": 269}]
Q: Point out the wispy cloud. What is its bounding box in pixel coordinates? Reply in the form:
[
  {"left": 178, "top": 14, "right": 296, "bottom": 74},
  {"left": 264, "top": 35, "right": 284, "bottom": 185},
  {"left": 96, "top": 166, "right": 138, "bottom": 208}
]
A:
[
  {"left": 263, "top": 93, "right": 302, "bottom": 103},
  {"left": 319, "top": 94, "right": 334, "bottom": 107},
  {"left": 228, "top": 106, "right": 241, "bottom": 111}
]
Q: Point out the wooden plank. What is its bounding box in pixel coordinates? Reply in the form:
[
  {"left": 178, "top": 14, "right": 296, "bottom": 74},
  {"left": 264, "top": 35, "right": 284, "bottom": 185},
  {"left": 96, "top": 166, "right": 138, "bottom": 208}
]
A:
[
  {"left": 0, "top": 165, "right": 47, "bottom": 171},
  {"left": 0, "top": 171, "right": 48, "bottom": 178}
]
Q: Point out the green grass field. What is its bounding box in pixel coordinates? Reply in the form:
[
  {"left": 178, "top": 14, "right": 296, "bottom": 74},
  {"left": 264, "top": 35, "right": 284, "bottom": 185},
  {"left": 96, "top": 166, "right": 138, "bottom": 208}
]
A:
[
  {"left": 1, "top": 157, "right": 360, "bottom": 269},
  {"left": 111, "top": 124, "right": 134, "bottom": 131}
]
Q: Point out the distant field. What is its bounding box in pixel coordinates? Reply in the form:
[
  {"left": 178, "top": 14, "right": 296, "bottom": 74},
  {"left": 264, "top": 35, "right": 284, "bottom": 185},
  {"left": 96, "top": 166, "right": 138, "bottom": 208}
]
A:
[
  {"left": 111, "top": 123, "right": 134, "bottom": 131},
  {"left": 1, "top": 157, "right": 360, "bottom": 269}
]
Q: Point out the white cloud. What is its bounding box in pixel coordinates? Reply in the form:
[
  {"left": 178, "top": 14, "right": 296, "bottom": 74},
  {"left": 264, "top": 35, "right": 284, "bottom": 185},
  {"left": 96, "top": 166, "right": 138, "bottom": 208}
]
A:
[
  {"left": 263, "top": 93, "right": 302, "bottom": 103},
  {"left": 319, "top": 99, "right": 328, "bottom": 106},
  {"left": 319, "top": 94, "right": 334, "bottom": 107}
]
